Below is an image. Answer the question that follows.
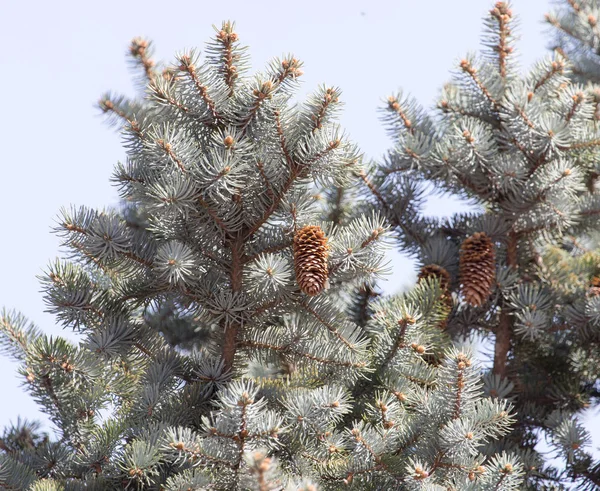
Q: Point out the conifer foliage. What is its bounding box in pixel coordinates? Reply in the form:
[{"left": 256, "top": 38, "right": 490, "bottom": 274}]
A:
[
  {"left": 2, "top": 2, "right": 600, "bottom": 490},
  {"left": 0, "top": 20, "right": 520, "bottom": 490},
  {"left": 358, "top": 0, "right": 600, "bottom": 488}
]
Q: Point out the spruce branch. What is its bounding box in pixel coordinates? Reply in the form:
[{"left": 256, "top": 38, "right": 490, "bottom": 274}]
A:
[
  {"left": 176, "top": 50, "right": 222, "bottom": 125},
  {"left": 0, "top": 310, "right": 42, "bottom": 362},
  {"left": 206, "top": 21, "right": 246, "bottom": 97},
  {"left": 458, "top": 58, "right": 500, "bottom": 112},
  {"left": 487, "top": 2, "right": 514, "bottom": 78},
  {"left": 128, "top": 37, "right": 158, "bottom": 86},
  {"left": 98, "top": 94, "right": 144, "bottom": 137}
]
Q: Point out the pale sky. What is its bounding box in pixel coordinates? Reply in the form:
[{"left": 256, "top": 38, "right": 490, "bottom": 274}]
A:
[{"left": 1, "top": 0, "right": 596, "bottom": 469}]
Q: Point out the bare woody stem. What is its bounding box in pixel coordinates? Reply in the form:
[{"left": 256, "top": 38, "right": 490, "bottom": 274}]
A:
[
  {"left": 493, "top": 230, "right": 517, "bottom": 378},
  {"left": 221, "top": 235, "right": 244, "bottom": 373}
]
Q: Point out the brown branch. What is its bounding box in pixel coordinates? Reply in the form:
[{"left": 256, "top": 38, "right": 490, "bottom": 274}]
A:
[
  {"left": 526, "top": 169, "right": 573, "bottom": 205},
  {"left": 489, "top": 2, "right": 513, "bottom": 78},
  {"left": 312, "top": 88, "right": 339, "bottom": 132},
  {"left": 360, "top": 227, "right": 385, "bottom": 249},
  {"left": 246, "top": 113, "right": 344, "bottom": 240},
  {"left": 438, "top": 101, "right": 487, "bottom": 122},
  {"left": 274, "top": 110, "right": 295, "bottom": 170},
  {"left": 215, "top": 25, "right": 239, "bottom": 96},
  {"left": 298, "top": 300, "right": 359, "bottom": 351},
  {"left": 566, "top": 91, "right": 585, "bottom": 121},
  {"left": 581, "top": 207, "right": 600, "bottom": 216},
  {"left": 526, "top": 154, "right": 548, "bottom": 179},
  {"left": 133, "top": 340, "right": 194, "bottom": 385},
  {"left": 63, "top": 222, "right": 152, "bottom": 269},
  {"left": 358, "top": 169, "right": 428, "bottom": 248},
  {"left": 152, "top": 86, "right": 190, "bottom": 115},
  {"left": 250, "top": 298, "right": 287, "bottom": 318},
  {"left": 386, "top": 96, "right": 415, "bottom": 135},
  {"left": 243, "top": 111, "right": 297, "bottom": 239},
  {"left": 276, "top": 57, "right": 303, "bottom": 84},
  {"left": 534, "top": 56, "right": 566, "bottom": 93},
  {"left": 129, "top": 37, "right": 157, "bottom": 85},
  {"left": 240, "top": 84, "right": 270, "bottom": 133},
  {"left": 355, "top": 283, "right": 378, "bottom": 327},
  {"left": 196, "top": 197, "right": 230, "bottom": 236},
  {"left": 327, "top": 227, "right": 385, "bottom": 278},
  {"left": 178, "top": 54, "right": 220, "bottom": 124},
  {"left": 358, "top": 170, "right": 388, "bottom": 210},
  {"left": 392, "top": 430, "right": 422, "bottom": 456},
  {"left": 120, "top": 251, "right": 153, "bottom": 268},
  {"left": 156, "top": 139, "right": 187, "bottom": 173},
  {"left": 0, "top": 315, "right": 30, "bottom": 355},
  {"left": 558, "top": 138, "right": 600, "bottom": 151},
  {"left": 116, "top": 173, "right": 145, "bottom": 185},
  {"left": 459, "top": 59, "right": 500, "bottom": 111},
  {"left": 41, "top": 374, "right": 62, "bottom": 412},
  {"left": 98, "top": 98, "right": 143, "bottom": 137},
  {"left": 171, "top": 441, "right": 235, "bottom": 468},
  {"left": 453, "top": 358, "right": 466, "bottom": 420},
  {"left": 516, "top": 106, "right": 535, "bottom": 129},
  {"left": 438, "top": 157, "right": 492, "bottom": 199},
  {"left": 493, "top": 230, "right": 517, "bottom": 378},
  {"left": 255, "top": 161, "right": 275, "bottom": 201},
  {"left": 379, "top": 317, "right": 410, "bottom": 370},
  {"left": 221, "top": 236, "right": 244, "bottom": 373}
]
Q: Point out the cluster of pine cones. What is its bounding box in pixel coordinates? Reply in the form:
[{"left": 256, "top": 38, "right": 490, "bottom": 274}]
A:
[
  {"left": 418, "top": 231, "right": 496, "bottom": 320},
  {"left": 293, "top": 226, "right": 496, "bottom": 310}
]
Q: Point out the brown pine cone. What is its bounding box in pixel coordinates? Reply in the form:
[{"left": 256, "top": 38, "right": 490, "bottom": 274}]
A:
[
  {"left": 294, "top": 225, "right": 329, "bottom": 296},
  {"left": 418, "top": 264, "right": 451, "bottom": 291},
  {"left": 459, "top": 232, "right": 496, "bottom": 307}
]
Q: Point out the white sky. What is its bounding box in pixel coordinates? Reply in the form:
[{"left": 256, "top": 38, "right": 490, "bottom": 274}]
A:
[{"left": 1, "top": 0, "right": 597, "bottom": 470}]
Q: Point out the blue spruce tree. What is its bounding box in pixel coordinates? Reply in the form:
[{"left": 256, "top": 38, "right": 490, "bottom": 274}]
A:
[{"left": 2, "top": 1, "right": 599, "bottom": 489}]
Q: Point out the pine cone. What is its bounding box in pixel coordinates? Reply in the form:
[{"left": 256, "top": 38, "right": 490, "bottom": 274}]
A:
[
  {"left": 418, "top": 264, "right": 451, "bottom": 291},
  {"left": 294, "top": 225, "right": 329, "bottom": 296},
  {"left": 418, "top": 264, "right": 453, "bottom": 327},
  {"left": 459, "top": 232, "right": 496, "bottom": 307}
]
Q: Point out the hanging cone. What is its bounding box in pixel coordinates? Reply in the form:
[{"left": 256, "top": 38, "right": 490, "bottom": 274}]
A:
[
  {"left": 294, "top": 225, "right": 329, "bottom": 296},
  {"left": 418, "top": 264, "right": 453, "bottom": 327},
  {"left": 459, "top": 232, "right": 496, "bottom": 307},
  {"left": 418, "top": 264, "right": 451, "bottom": 291}
]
